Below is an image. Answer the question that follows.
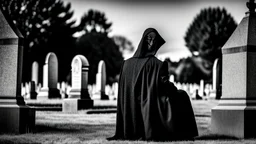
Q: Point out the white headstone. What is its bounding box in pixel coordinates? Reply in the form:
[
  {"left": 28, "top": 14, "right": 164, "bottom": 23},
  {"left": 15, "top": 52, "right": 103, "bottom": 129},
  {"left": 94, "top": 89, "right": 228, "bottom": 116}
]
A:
[
  {"left": 31, "top": 61, "right": 39, "bottom": 85},
  {"left": 96, "top": 61, "right": 106, "bottom": 92},
  {"left": 95, "top": 60, "right": 109, "bottom": 100},
  {"left": 63, "top": 55, "right": 94, "bottom": 112},
  {"left": 69, "top": 55, "right": 90, "bottom": 99},
  {"left": 60, "top": 82, "right": 68, "bottom": 98},
  {"left": 113, "top": 82, "right": 118, "bottom": 100},
  {"left": 169, "top": 75, "right": 175, "bottom": 83},
  {"left": 38, "top": 52, "right": 60, "bottom": 99},
  {"left": 199, "top": 79, "right": 204, "bottom": 96},
  {"left": 212, "top": 59, "right": 218, "bottom": 91},
  {"left": 72, "top": 58, "right": 82, "bottom": 90},
  {"left": 212, "top": 58, "right": 222, "bottom": 99}
]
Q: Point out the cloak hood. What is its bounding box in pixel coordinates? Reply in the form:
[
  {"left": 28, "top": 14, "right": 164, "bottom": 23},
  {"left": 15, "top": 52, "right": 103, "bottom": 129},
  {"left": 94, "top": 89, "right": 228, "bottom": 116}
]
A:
[{"left": 133, "top": 28, "right": 165, "bottom": 58}]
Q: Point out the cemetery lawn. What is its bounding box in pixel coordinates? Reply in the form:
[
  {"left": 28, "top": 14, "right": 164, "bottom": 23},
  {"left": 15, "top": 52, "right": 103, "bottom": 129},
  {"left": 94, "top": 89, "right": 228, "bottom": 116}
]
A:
[{"left": 0, "top": 99, "right": 256, "bottom": 144}]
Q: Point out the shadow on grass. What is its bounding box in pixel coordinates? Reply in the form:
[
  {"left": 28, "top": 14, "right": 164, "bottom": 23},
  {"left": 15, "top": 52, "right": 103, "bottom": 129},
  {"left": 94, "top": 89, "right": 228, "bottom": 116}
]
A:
[
  {"left": 0, "top": 139, "right": 39, "bottom": 144},
  {"left": 35, "top": 124, "right": 77, "bottom": 133},
  {"left": 195, "top": 134, "right": 239, "bottom": 140},
  {"left": 34, "top": 123, "right": 115, "bottom": 134},
  {"left": 0, "top": 124, "right": 116, "bottom": 144}
]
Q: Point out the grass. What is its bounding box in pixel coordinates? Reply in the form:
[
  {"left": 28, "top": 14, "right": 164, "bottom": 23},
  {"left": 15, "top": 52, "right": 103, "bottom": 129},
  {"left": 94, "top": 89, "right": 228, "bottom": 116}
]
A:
[
  {"left": 25, "top": 99, "right": 118, "bottom": 107},
  {"left": 1, "top": 99, "right": 256, "bottom": 144}
]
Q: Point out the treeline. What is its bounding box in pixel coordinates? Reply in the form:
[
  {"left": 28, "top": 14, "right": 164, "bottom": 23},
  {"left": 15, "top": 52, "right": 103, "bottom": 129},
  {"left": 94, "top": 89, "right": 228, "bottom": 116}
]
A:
[
  {"left": 166, "top": 7, "right": 237, "bottom": 84},
  {"left": 1, "top": 1, "right": 238, "bottom": 84},
  {"left": 1, "top": 0, "right": 133, "bottom": 85}
]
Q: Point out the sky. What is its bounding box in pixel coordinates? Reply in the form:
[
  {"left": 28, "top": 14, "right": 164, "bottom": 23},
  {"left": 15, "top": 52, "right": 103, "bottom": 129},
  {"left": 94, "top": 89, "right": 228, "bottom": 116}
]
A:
[{"left": 63, "top": 0, "right": 247, "bottom": 61}]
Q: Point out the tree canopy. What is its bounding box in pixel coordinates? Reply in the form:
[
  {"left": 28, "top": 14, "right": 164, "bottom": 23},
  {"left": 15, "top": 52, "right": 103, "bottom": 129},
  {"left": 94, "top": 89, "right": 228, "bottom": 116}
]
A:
[
  {"left": 76, "top": 9, "right": 123, "bottom": 84},
  {"left": 112, "top": 35, "right": 134, "bottom": 58},
  {"left": 1, "top": 0, "right": 79, "bottom": 82},
  {"left": 165, "top": 57, "right": 208, "bottom": 84},
  {"left": 78, "top": 9, "right": 112, "bottom": 34},
  {"left": 165, "top": 7, "right": 238, "bottom": 84},
  {"left": 184, "top": 7, "right": 237, "bottom": 62}
]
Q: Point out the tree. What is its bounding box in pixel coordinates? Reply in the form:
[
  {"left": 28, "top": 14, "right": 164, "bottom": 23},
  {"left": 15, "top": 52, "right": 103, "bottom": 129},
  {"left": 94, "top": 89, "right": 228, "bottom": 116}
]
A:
[
  {"left": 78, "top": 9, "right": 112, "bottom": 34},
  {"left": 165, "top": 57, "right": 207, "bottom": 84},
  {"left": 76, "top": 9, "right": 123, "bottom": 84},
  {"left": 112, "top": 35, "right": 134, "bottom": 58},
  {"left": 164, "top": 58, "right": 179, "bottom": 77},
  {"left": 184, "top": 7, "right": 237, "bottom": 62},
  {"left": 1, "top": 0, "right": 79, "bottom": 82}
]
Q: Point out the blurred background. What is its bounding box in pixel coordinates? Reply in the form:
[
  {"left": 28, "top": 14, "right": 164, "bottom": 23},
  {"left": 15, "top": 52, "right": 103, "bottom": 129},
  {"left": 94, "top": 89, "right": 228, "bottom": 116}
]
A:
[{"left": 0, "top": 0, "right": 247, "bottom": 86}]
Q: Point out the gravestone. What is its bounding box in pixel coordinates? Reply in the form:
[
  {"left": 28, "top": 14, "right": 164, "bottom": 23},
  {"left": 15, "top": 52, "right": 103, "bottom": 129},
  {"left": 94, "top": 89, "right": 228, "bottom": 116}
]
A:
[
  {"left": 37, "top": 52, "right": 61, "bottom": 99},
  {"left": 31, "top": 61, "right": 39, "bottom": 85},
  {"left": 169, "top": 75, "right": 175, "bottom": 83},
  {"left": 199, "top": 79, "right": 204, "bottom": 96},
  {"left": 212, "top": 58, "right": 222, "bottom": 99},
  {"left": 0, "top": 7, "right": 35, "bottom": 133},
  {"left": 96, "top": 60, "right": 109, "bottom": 100},
  {"left": 113, "top": 82, "right": 118, "bottom": 100},
  {"left": 211, "top": 0, "right": 256, "bottom": 138},
  {"left": 195, "top": 89, "right": 202, "bottom": 100},
  {"left": 60, "top": 82, "right": 68, "bottom": 98},
  {"left": 28, "top": 81, "right": 37, "bottom": 99},
  {"left": 63, "top": 55, "right": 93, "bottom": 112},
  {"left": 30, "top": 61, "right": 39, "bottom": 99}
]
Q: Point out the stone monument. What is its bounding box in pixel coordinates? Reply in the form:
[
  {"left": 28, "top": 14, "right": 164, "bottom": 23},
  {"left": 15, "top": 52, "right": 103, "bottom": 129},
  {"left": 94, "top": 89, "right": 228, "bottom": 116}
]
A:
[
  {"left": 96, "top": 60, "right": 109, "bottom": 100},
  {"left": 211, "top": 0, "right": 256, "bottom": 138},
  {"left": 38, "top": 52, "right": 61, "bottom": 99},
  {"left": 63, "top": 55, "right": 93, "bottom": 112},
  {"left": 0, "top": 7, "right": 35, "bottom": 133}
]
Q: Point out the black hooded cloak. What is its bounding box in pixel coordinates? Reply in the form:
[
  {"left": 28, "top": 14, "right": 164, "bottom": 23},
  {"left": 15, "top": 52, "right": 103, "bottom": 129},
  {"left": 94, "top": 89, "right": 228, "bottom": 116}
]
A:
[{"left": 109, "top": 28, "right": 198, "bottom": 141}]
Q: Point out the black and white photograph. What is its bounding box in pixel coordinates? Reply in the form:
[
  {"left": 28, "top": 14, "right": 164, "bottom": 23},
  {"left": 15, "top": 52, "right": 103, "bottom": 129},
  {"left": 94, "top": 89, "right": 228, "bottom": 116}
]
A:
[{"left": 0, "top": 0, "right": 254, "bottom": 143}]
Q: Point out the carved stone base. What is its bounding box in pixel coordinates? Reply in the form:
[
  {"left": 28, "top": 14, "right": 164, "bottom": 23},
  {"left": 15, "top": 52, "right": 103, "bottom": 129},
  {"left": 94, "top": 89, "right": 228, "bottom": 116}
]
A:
[
  {"left": 62, "top": 99, "right": 94, "bottom": 112},
  {"left": 69, "top": 88, "right": 90, "bottom": 99},
  {"left": 211, "top": 100, "right": 256, "bottom": 138},
  {"left": 101, "top": 92, "right": 109, "bottom": 100},
  {"left": 0, "top": 104, "right": 35, "bottom": 133},
  {"left": 37, "top": 87, "right": 61, "bottom": 99}
]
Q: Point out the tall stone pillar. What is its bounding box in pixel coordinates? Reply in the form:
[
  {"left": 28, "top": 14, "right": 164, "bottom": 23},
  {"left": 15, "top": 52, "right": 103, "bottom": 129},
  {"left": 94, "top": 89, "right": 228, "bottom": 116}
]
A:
[
  {"left": 0, "top": 8, "right": 35, "bottom": 133},
  {"left": 211, "top": 0, "right": 256, "bottom": 138}
]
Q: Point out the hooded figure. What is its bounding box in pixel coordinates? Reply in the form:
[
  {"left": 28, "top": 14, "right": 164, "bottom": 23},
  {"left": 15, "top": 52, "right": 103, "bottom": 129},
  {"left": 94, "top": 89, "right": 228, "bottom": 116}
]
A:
[{"left": 108, "top": 28, "right": 198, "bottom": 141}]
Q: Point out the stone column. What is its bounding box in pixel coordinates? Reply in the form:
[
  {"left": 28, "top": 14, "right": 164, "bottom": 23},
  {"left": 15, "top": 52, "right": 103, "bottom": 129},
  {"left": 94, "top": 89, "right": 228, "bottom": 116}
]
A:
[
  {"left": 211, "top": 0, "right": 256, "bottom": 138},
  {"left": 63, "top": 55, "right": 93, "bottom": 112},
  {"left": 38, "top": 52, "right": 61, "bottom": 99},
  {"left": 0, "top": 7, "right": 35, "bottom": 133}
]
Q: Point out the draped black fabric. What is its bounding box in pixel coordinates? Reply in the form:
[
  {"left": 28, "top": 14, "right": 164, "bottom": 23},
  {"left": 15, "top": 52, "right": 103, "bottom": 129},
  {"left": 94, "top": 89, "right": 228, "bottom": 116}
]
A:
[
  {"left": 108, "top": 28, "right": 198, "bottom": 141},
  {"left": 133, "top": 28, "right": 165, "bottom": 58}
]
